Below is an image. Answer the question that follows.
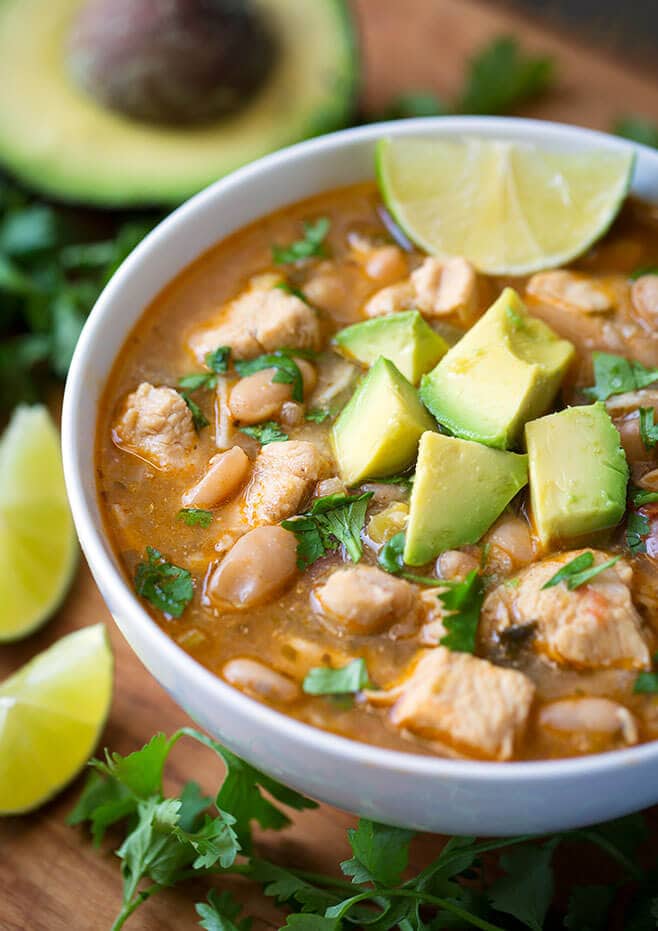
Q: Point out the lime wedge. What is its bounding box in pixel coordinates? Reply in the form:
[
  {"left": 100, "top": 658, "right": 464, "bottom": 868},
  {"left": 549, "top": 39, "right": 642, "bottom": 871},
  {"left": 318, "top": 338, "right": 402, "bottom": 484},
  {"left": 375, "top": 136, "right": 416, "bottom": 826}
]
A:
[
  {"left": 376, "top": 137, "right": 635, "bottom": 275},
  {"left": 0, "top": 405, "right": 77, "bottom": 642},
  {"left": 0, "top": 623, "right": 113, "bottom": 814}
]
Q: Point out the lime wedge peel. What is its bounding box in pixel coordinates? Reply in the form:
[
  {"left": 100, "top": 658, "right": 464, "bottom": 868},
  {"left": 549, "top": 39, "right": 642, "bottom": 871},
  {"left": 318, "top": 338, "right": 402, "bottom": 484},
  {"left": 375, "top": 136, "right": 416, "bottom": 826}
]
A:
[
  {"left": 0, "top": 405, "right": 78, "bottom": 642},
  {"left": 376, "top": 137, "right": 635, "bottom": 276},
  {"left": 0, "top": 623, "right": 113, "bottom": 814}
]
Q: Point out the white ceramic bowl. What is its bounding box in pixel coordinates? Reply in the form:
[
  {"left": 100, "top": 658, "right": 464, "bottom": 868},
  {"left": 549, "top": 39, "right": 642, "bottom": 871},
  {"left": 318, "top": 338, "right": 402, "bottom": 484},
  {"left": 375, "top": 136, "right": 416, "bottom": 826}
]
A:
[{"left": 63, "top": 117, "right": 658, "bottom": 836}]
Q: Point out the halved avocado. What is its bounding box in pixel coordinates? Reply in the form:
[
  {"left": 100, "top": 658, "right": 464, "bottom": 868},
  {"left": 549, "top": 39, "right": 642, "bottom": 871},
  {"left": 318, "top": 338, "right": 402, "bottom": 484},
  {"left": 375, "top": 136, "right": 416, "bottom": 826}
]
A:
[{"left": 0, "top": 0, "right": 357, "bottom": 206}]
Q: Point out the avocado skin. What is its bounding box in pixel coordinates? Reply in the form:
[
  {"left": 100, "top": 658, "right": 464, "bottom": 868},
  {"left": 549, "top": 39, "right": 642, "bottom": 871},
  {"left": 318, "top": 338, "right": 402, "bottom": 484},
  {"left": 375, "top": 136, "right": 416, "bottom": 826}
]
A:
[
  {"left": 526, "top": 402, "right": 629, "bottom": 547},
  {"left": 420, "top": 288, "right": 574, "bottom": 450},
  {"left": 332, "top": 356, "right": 435, "bottom": 487},
  {"left": 0, "top": 0, "right": 358, "bottom": 206},
  {"left": 404, "top": 432, "right": 529, "bottom": 566},
  {"left": 334, "top": 310, "right": 448, "bottom": 385}
]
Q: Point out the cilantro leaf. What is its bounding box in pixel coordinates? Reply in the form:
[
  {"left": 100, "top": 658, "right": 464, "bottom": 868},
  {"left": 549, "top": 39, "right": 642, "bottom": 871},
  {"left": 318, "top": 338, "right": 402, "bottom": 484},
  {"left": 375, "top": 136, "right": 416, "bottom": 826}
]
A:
[
  {"left": 234, "top": 350, "right": 306, "bottom": 402},
  {"left": 206, "top": 346, "right": 231, "bottom": 373},
  {"left": 303, "top": 658, "right": 370, "bottom": 696},
  {"left": 177, "top": 508, "right": 213, "bottom": 528},
  {"left": 196, "top": 890, "right": 252, "bottom": 931},
  {"left": 67, "top": 770, "right": 136, "bottom": 846},
  {"left": 179, "top": 372, "right": 217, "bottom": 391},
  {"left": 541, "top": 551, "right": 621, "bottom": 591},
  {"left": 134, "top": 547, "right": 194, "bottom": 618},
  {"left": 181, "top": 391, "right": 210, "bottom": 430},
  {"left": 272, "top": 217, "right": 330, "bottom": 264},
  {"left": 439, "top": 570, "right": 484, "bottom": 653},
  {"left": 627, "top": 509, "right": 651, "bottom": 554},
  {"left": 632, "top": 487, "right": 658, "bottom": 506},
  {"left": 177, "top": 781, "right": 213, "bottom": 832},
  {"left": 93, "top": 732, "right": 175, "bottom": 799},
  {"left": 305, "top": 408, "right": 331, "bottom": 423},
  {"left": 341, "top": 819, "right": 415, "bottom": 887},
  {"left": 380, "top": 91, "right": 448, "bottom": 119},
  {"left": 634, "top": 653, "right": 658, "bottom": 694},
  {"left": 459, "top": 36, "right": 554, "bottom": 115},
  {"left": 639, "top": 407, "right": 658, "bottom": 449},
  {"left": 614, "top": 116, "right": 658, "bottom": 150},
  {"left": 584, "top": 352, "right": 658, "bottom": 401},
  {"left": 240, "top": 421, "right": 288, "bottom": 445},
  {"left": 488, "top": 841, "right": 556, "bottom": 931},
  {"left": 180, "top": 728, "right": 317, "bottom": 852},
  {"left": 378, "top": 531, "right": 406, "bottom": 574},
  {"left": 283, "top": 492, "right": 373, "bottom": 569}
]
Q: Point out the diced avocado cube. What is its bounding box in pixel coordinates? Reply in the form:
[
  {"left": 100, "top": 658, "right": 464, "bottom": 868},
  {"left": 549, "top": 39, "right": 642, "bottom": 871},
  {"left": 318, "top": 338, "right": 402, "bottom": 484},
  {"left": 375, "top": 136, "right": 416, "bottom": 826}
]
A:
[
  {"left": 334, "top": 310, "right": 449, "bottom": 385},
  {"left": 404, "top": 432, "right": 529, "bottom": 566},
  {"left": 525, "top": 402, "right": 628, "bottom": 547},
  {"left": 332, "top": 356, "right": 436, "bottom": 486},
  {"left": 420, "top": 288, "right": 574, "bottom": 449}
]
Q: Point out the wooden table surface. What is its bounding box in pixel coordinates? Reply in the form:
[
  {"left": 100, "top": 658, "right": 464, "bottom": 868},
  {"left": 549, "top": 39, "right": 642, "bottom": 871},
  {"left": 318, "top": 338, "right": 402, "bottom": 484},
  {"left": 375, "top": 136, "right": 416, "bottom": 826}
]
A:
[{"left": 2, "top": 2, "right": 658, "bottom": 928}]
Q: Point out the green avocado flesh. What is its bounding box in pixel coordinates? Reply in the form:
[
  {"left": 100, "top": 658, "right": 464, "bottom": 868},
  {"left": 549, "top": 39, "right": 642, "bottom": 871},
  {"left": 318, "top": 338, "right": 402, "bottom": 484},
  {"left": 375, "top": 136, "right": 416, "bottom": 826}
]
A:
[
  {"left": 525, "top": 402, "right": 628, "bottom": 547},
  {"left": 0, "top": 0, "right": 357, "bottom": 206},
  {"left": 420, "top": 288, "right": 575, "bottom": 450},
  {"left": 404, "top": 432, "right": 529, "bottom": 566},
  {"left": 334, "top": 310, "right": 449, "bottom": 385},
  {"left": 332, "top": 356, "right": 436, "bottom": 486}
]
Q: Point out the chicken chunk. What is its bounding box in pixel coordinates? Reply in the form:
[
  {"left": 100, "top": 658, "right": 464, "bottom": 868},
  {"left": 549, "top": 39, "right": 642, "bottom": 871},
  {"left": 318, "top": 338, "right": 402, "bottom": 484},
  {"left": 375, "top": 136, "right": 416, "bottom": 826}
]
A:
[
  {"left": 481, "top": 550, "right": 651, "bottom": 671},
  {"left": 364, "top": 257, "right": 477, "bottom": 324},
  {"left": 312, "top": 565, "right": 418, "bottom": 636},
  {"left": 187, "top": 274, "right": 321, "bottom": 362},
  {"left": 241, "top": 440, "right": 328, "bottom": 526},
  {"left": 527, "top": 270, "right": 613, "bottom": 314},
  {"left": 631, "top": 274, "right": 658, "bottom": 326},
  {"left": 113, "top": 382, "right": 196, "bottom": 470},
  {"left": 367, "top": 647, "right": 535, "bottom": 761}
]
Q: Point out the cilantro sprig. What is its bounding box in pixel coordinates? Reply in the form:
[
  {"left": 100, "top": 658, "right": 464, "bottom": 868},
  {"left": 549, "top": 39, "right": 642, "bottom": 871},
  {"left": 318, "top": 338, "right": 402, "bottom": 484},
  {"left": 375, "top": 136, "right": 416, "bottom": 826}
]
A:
[
  {"left": 177, "top": 508, "right": 213, "bottom": 529},
  {"left": 584, "top": 352, "right": 658, "bottom": 402},
  {"left": 282, "top": 492, "right": 373, "bottom": 569},
  {"left": 234, "top": 350, "right": 307, "bottom": 402},
  {"left": 302, "top": 659, "right": 370, "bottom": 696},
  {"left": 541, "top": 552, "right": 622, "bottom": 591},
  {"left": 134, "top": 547, "right": 194, "bottom": 618},
  {"left": 178, "top": 346, "right": 232, "bottom": 392},
  {"left": 180, "top": 391, "right": 210, "bottom": 431},
  {"left": 272, "top": 217, "right": 330, "bottom": 265},
  {"left": 438, "top": 569, "right": 485, "bottom": 654},
  {"left": 639, "top": 407, "right": 658, "bottom": 450},
  {"left": 240, "top": 421, "right": 288, "bottom": 445},
  {"left": 71, "top": 728, "right": 657, "bottom": 931}
]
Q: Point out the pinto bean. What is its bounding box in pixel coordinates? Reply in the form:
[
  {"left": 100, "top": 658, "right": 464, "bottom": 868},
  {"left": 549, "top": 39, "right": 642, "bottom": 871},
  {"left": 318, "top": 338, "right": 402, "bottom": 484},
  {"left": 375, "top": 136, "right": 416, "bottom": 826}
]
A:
[
  {"left": 182, "top": 446, "right": 251, "bottom": 508},
  {"left": 229, "top": 360, "right": 317, "bottom": 424},
  {"left": 206, "top": 525, "right": 298, "bottom": 609},
  {"left": 223, "top": 658, "right": 301, "bottom": 704}
]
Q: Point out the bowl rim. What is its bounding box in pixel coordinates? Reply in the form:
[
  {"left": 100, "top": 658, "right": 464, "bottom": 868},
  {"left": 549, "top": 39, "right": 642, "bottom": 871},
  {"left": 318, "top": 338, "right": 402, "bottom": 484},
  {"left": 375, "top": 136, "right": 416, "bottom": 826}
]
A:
[{"left": 63, "top": 114, "right": 658, "bottom": 782}]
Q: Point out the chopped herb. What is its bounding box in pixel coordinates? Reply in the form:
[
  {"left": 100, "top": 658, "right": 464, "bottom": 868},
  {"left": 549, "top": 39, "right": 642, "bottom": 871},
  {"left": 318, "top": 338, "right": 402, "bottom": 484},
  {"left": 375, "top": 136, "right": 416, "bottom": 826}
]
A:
[
  {"left": 134, "top": 546, "right": 194, "bottom": 618},
  {"left": 614, "top": 115, "right": 658, "bottom": 150},
  {"left": 542, "top": 552, "right": 621, "bottom": 590},
  {"left": 240, "top": 421, "right": 288, "bottom": 445},
  {"left": 584, "top": 352, "right": 658, "bottom": 402},
  {"left": 302, "top": 658, "right": 370, "bottom": 696},
  {"left": 639, "top": 407, "right": 658, "bottom": 449},
  {"left": 206, "top": 345, "right": 231, "bottom": 374},
  {"left": 377, "top": 532, "right": 444, "bottom": 587},
  {"left": 459, "top": 36, "right": 554, "bottom": 115},
  {"left": 282, "top": 492, "right": 373, "bottom": 569},
  {"left": 632, "top": 487, "right": 658, "bottom": 506},
  {"left": 234, "top": 350, "right": 305, "bottom": 402},
  {"left": 180, "top": 392, "right": 209, "bottom": 430},
  {"left": 275, "top": 280, "right": 309, "bottom": 303},
  {"left": 439, "top": 569, "right": 484, "bottom": 654},
  {"left": 634, "top": 654, "right": 658, "bottom": 693},
  {"left": 627, "top": 509, "right": 651, "bottom": 554},
  {"left": 272, "top": 217, "right": 330, "bottom": 265},
  {"left": 177, "top": 508, "right": 213, "bottom": 529},
  {"left": 305, "top": 408, "right": 331, "bottom": 423},
  {"left": 630, "top": 264, "right": 658, "bottom": 280},
  {"left": 178, "top": 372, "right": 217, "bottom": 391},
  {"left": 369, "top": 473, "right": 414, "bottom": 488}
]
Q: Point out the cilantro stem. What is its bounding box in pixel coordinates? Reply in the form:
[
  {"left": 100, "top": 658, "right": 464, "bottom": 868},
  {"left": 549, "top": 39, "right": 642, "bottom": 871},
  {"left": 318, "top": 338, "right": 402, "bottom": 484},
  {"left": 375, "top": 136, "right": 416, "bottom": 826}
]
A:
[
  {"left": 324, "top": 887, "right": 507, "bottom": 930},
  {"left": 111, "top": 885, "right": 162, "bottom": 931},
  {"left": 569, "top": 829, "right": 644, "bottom": 881}
]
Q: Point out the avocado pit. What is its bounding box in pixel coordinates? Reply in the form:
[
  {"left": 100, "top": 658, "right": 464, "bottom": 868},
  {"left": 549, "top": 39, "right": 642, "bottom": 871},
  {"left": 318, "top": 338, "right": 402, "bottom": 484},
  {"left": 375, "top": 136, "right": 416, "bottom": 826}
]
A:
[{"left": 67, "top": 0, "right": 277, "bottom": 126}]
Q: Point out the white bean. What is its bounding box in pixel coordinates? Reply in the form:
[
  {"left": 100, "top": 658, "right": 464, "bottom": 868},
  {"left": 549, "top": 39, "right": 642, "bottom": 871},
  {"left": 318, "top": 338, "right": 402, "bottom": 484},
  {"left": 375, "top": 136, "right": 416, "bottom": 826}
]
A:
[
  {"left": 223, "top": 658, "right": 300, "bottom": 704},
  {"left": 206, "top": 525, "right": 298, "bottom": 609},
  {"left": 182, "top": 446, "right": 250, "bottom": 508},
  {"left": 229, "top": 360, "right": 317, "bottom": 425},
  {"left": 539, "top": 697, "right": 638, "bottom": 745}
]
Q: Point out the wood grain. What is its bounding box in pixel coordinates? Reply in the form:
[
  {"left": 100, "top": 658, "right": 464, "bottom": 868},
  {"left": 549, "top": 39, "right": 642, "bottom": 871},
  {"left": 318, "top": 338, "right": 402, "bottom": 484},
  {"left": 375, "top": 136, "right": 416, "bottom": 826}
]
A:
[{"left": 1, "top": 1, "right": 658, "bottom": 928}]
